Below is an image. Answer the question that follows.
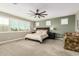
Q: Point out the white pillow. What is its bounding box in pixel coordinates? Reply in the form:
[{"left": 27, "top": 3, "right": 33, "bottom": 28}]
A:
[
  {"left": 36, "top": 30, "right": 42, "bottom": 33},
  {"left": 36, "top": 30, "right": 48, "bottom": 34},
  {"left": 41, "top": 30, "right": 48, "bottom": 35}
]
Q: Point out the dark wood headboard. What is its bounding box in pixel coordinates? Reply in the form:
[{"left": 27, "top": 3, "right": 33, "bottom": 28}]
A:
[{"left": 36, "top": 27, "right": 50, "bottom": 33}]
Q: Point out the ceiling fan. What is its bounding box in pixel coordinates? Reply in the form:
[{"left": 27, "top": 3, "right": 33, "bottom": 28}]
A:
[{"left": 28, "top": 9, "right": 48, "bottom": 18}]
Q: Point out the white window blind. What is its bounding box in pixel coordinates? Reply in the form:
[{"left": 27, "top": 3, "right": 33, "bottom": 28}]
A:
[
  {"left": 0, "top": 16, "right": 9, "bottom": 25},
  {"left": 46, "top": 21, "right": 51, "bottom": 26},
  {"left": 10, "top": 19, "right": 31, "bottom": 31},
  {"left": 61, "top": 18, "right": 68, "bottom": 25},
  {"left": 0, "top": 16, "right": 9, "bottom": 32},
  {"left": 0, "top": 15, "right": 31, "bottom": 32}
]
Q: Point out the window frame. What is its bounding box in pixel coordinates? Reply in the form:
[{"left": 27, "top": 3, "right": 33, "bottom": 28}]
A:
[
  {"left": 46, "top": 21, "right": 51, "bottom": 26},
  {"left": 61, "top": 18, "right": 68, "bottom": 25}
]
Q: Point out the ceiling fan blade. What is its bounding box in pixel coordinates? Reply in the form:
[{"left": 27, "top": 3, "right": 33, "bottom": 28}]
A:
[
  {"left": 40, "top": 11, "right": 46, "bottom": 14},
  {"left": 36, "top": 9, "right": 39, "bottom": 13},
  {"left": 26, "top": 13, "right": 35, "bottom": 17},
  {"left": 40, "top": 15, "right": 45, "bottom": 17},
  {"left": 29, "top": 10, "right": 35, "bottom": 14},
  {"left": 27, "top": 13, "right": 34, "bottom": 15},
  {"left": 41, "top": 14, "right": 48, "bottom": 15}
]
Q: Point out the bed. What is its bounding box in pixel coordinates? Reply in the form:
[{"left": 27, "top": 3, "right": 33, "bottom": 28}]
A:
[{"left": 25, "top": 27, "right": 49, "bottom": 43}]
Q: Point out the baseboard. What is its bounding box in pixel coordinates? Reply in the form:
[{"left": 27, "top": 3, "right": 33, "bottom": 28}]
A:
[
  {"left": 56, "top": 38, "right": 64, "bottom": 40},
  {"left": 0, "top": 37, "right": 25, "bottom": 45}
]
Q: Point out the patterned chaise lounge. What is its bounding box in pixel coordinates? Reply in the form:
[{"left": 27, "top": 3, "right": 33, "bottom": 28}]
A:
[{"left": 64, "top": 32, "right": 79, "bottom": 52}]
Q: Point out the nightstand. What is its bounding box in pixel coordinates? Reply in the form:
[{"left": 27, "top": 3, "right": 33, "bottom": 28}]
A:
[
  {"left": 48, "top": 32, "right": 56, "bottom": 39},
  {"left": 56, "top": 33, "right": 64, "bottom": 38}
]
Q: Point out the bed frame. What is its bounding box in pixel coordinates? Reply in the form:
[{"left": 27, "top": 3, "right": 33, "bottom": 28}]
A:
[{"left": 25, "top": 27, "right": 50, "bottom": 43}]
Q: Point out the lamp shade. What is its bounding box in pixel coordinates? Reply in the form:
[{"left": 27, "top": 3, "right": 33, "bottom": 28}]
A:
[
  {"left": 35, "top": 22, "right": 39, "bottom": 27},
  {"left": 34, "top": 27, "right": 36, "bottom": 30},
  {"left": 50, "top": 26, "right": 54, "bottom": 30}
]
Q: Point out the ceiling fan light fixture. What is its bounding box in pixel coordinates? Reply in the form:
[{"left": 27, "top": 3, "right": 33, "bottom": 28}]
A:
[{"left": 28, "top": 9, "right": 48, "bottom": 18}]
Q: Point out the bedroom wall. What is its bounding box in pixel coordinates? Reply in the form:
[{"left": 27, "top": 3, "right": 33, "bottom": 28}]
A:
[
  {"left": 0, "top": 11, "right": 35, "bottom": 32},
  {"left": 35, "top": 15, "right": 75, "bottom": 34},
  {"left": 0, "top": 11, "right": 34, "bottom": 42}
]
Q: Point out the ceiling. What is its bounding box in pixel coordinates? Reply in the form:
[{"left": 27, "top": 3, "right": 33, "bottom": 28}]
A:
[{"left": 0, "top": 3, "right": 79, "bottom": 21}]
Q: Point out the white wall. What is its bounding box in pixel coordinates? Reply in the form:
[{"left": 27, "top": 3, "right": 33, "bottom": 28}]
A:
[{"left": 0, "top": 31, "right": 27, "bottom": 42}]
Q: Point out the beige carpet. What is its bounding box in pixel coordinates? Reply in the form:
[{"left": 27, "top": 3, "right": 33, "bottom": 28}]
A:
[{"left": 0, "top": 39, "right": 79, "bottom": 56}]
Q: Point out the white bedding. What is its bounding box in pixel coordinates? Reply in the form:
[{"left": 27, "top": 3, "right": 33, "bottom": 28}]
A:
[{"left": 25, "top": 33, "right": 48, "bottom": 42}]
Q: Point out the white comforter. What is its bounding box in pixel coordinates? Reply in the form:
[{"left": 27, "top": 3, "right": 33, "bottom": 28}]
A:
[{"left": 25, "top": 33, "right": 48, "bottom": 42}]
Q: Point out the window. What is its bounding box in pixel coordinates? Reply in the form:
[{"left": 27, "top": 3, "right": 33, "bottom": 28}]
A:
[
  {"left": 0, "top": 16, "right": 9, "bottom": 25},
  {"left": 61, "top": 18, "right": 68, "bottom": 25},
  {"left": 35, "top": 22, "right": 39, "bottom": 27},
  {"left": 10, "top": 19, "right": 31, "bottom": 31},
  {"left": 46, "top": 21, "right": 51, "bottom": 26},
  {"left": 0, "top": 14, "right": 31, "bottom": 32},
  {"left": 0, "top": 16, "right": 9, "bottom": 32}
]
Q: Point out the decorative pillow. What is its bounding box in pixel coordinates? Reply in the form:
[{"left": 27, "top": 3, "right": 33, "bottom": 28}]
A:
[
  {"left": 36, "top": 30, "right": 48, "bottom": 35},
  {"left": 42, "top": 30, "right": 48, "bottom": 34},
  {"left": 36, "top": 30, "right": 42, "bottom": 34}
]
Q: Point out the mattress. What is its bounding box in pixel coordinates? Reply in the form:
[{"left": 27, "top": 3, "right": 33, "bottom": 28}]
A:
[{"left": 25, "top": 33, "right": 48, "bottom": 42}]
